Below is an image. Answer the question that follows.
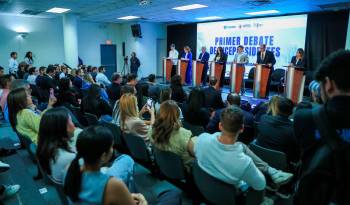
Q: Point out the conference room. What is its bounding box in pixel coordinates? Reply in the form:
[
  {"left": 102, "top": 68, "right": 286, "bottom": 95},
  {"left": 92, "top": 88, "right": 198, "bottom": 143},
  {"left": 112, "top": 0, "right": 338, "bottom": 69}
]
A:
[{"left": 1, "top": 0, "right": 350, "bottom": 204}]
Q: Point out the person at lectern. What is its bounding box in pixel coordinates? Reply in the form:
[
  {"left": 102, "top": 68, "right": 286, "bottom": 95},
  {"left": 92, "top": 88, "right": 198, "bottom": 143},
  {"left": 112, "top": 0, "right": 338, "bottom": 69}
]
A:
[
  {"left": 181, "top": 46, "right": 193, "bottom": 85},
  {"left": 290, "top": 48, "right": 306, "bottom": 69},
  {"left": 233, "top": 45, "right": 249, "bottom": 94},
  {"left": 214, "top": 47, "right": 228, "bottom": 88},
  {"left": 168, "top": 44, "right": 179, "bottom": 77},
  {"left": 256, "top": 44, "right": 276, "bottom": 97},
  {"left": 198, "top": 46, "right": 210, "bottom": 86},
  {"left": 130, "top": 52, "right": 140, "bottom": 75}
]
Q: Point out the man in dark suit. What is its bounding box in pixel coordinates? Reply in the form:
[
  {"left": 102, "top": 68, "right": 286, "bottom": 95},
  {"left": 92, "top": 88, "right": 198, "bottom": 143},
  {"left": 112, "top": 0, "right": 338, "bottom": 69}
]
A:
[
  {"left": 107, "top": 72, "right": 122, "bottom": 102},
  {"left": 256, "top": 44, "right": 276, "bottom": 98},
  {"left": 202, "top": 77, "right": 225, "bottom": 110},
  {"left": 198, "top": 46, "right": 210, "bottom": 86}
]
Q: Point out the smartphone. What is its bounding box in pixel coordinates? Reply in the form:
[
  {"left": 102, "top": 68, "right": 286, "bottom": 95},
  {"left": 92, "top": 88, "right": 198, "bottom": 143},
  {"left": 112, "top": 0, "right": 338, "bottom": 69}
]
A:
[
  {"left": 49, "top": 88, "right": 54, "bottom": 98},
  {"left": 146, "top": 98, "right": 153, "bottom": 109}
]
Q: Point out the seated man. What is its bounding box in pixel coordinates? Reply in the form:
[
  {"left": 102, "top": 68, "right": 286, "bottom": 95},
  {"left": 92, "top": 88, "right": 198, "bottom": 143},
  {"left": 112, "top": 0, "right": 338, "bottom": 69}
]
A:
[
  {"left": 195, "top": 106, "right": 293, "bottom": 191},
  {"left": 202, "top": 77, "right": 225, "bottom": 110}
]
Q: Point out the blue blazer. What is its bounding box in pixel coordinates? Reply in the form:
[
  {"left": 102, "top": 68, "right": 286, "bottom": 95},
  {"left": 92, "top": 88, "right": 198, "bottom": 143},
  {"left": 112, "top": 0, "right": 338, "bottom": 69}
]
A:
[{"left": 199, "top": 52, "right": 209, "bottom": 71}]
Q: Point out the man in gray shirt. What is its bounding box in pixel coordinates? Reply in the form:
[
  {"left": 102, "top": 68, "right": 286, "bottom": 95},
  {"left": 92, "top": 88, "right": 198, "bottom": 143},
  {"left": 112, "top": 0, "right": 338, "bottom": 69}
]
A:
[{"left": 233, "top": 45, "right": 249, "bottom": 94}]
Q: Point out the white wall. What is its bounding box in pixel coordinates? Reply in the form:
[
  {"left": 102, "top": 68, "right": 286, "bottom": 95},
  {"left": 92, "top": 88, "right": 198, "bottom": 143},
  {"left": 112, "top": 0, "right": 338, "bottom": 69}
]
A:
[
  {"left": 346, "top": 11, "right": 350, "bottom": 49},
  {"left": 0, "top": 14, "right": 65, "bottom": 69}
]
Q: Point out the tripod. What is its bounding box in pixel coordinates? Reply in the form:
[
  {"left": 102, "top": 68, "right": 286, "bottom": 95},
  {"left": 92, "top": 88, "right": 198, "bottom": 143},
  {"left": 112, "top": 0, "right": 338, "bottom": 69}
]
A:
[{"left": 121, "top": 56, "right": 128, "bottom": 75}]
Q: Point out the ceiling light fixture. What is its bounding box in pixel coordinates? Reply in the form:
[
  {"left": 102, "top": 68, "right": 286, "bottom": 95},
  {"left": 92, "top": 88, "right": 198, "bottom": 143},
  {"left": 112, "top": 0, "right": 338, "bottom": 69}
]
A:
[
  {"left": 172, "top": 4, "right": 208, "bottom": 11},
  {"left": 117, "top": 16, "right": 140, "bottom": 20},
  {"left": 46, "top": 7, "right": 70, "bottom": 14},
  {"left": 196, "top": 16, "right": 223, "bottom": 21},
  {"left": 245, "top": 10, "right": 280, "bottom": 15}
]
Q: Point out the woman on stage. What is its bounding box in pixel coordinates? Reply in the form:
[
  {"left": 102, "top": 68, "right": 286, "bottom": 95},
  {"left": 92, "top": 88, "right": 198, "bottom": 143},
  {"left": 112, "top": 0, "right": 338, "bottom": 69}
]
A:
[
  {"left": 181, "top": 46, "right": 192, "bottom": 85},
  {"left": 214, "top": 47, "right": 228, "bottom": 88},
  {"left": 290, "top": 48, "right": 306, "bottom": 69}
]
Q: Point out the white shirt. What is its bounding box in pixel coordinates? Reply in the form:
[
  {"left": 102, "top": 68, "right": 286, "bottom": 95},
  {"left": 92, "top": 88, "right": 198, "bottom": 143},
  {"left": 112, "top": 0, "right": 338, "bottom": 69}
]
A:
[
  {"left": 8, "top": 58, "right": 18, "bottom": 74},
  {"left": 27, "top": 75, "right": 37, "bottom": 85},
  {"left": 233, "top": 52, "right": 249, "bottom": 64},
  {"left": 168, "top": 49, "right": 179, "bottom": 65},
  {"left": 96, "top": 72, "right": 111, "bottom": 87}
]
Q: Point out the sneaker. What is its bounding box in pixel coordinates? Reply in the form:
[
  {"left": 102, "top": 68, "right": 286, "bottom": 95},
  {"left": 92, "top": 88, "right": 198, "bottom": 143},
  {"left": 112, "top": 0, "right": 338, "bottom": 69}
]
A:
[
  {"left": 0, "top": 184, "right": 20, "bottom": 200},
  {"left": 0, "top": 161, "right": 10, "bottom": 172},
  {"left": 270, "top": 170, "right": 293, "bottom": 185}
]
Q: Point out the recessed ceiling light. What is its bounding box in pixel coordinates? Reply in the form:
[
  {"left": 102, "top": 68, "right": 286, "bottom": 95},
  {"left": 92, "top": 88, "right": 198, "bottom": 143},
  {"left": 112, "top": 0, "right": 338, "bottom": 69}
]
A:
[
  {"left": 245, "top": 10, "right": 280, "bottom": 16},
  {"left": 172, "top": 4, "right": 207, "bottom": 11},
  {"left": 117, "top": 16, "right": 140, "bottom": 20},
  {"left": 196, "top": 16, "right": 223, "bottom": 21},
  {"left": 46, "top": 7, "right": 70, "bottom": 14}
]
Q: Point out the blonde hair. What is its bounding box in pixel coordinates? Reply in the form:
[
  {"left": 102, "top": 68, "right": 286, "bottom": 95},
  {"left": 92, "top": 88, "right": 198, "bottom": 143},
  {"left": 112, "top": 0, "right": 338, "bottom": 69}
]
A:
[
  {"left": 119, "top": 93, "right": 138, "bottom": 130},
  {"left": 184, "top": 46, "right": 191, "bottom": 52},
  {"left": 83, "top": 73, "right": 95, "bottom": 84},
  {"left": 267, "top": 96, "right": 280, "bottom": 116}
]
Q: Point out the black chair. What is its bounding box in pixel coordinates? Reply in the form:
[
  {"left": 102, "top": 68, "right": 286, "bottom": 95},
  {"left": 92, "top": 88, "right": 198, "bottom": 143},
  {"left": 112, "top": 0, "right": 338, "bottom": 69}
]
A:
[
  {"left": 16, "top": 131, "right": 36, "bottom": 161},
  {"left": 84, "top": 112, "right": 99, "bottom": 126},
  {"left": 238, "top": 125, "right": 255, "bottom": 145},
  {"left": 182, "top": 121, "right": 205, "bottom": 136},
  {"left": 70, "top": 106, "right": 88, "bottom": 127},
  {"left": 100, "top": 122, "right": 129, "bottom": 154},
  {"left": 270, "top": 68, "right": 285, "bottom": 93},
  {"left": 249, "top": 141, "right": 288, "bottom": 171},
  {"left": 244, "top": 67, "right": 255, "bottom": 89}
]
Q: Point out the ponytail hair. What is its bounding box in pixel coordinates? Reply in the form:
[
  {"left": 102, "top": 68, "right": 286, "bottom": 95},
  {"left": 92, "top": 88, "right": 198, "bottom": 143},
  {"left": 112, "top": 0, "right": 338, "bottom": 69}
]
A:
[{"left": 64, "top": 155, "right": 81, "bottom": 202}]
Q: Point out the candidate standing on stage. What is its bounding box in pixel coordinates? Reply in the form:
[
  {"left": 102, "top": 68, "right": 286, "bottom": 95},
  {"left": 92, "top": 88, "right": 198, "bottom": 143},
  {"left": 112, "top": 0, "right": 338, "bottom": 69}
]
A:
[
  {"left": 233, "top": 45, "right": 249, "bottom": 94},
  {"left": 130, "top": 52, "right": 140, "bottom": 75},
  {"left": 214, "top": 47, "right": 228, "bottom": 88},
  {"left": 198, "top": 46, "right": 210, "bottom": 86},
  {"left": 256, "top": 44, "right": 276, "bottom": 97},
  {"left": 168, "top": 44, "right": 179, "bottom": 77},
  {"left": 290, "top": 48, "right": 306, "bottom": 69},
  {"left": 182, "top": 46, "right": 192, "bottom": 85}
]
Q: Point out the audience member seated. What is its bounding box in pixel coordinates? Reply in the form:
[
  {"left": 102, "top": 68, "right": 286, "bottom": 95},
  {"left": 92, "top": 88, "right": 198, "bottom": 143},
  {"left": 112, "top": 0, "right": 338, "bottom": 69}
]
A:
[
  {"left": 107, "top": 73, "right": 122, "bottom": 103},
  {"left": 56, "top": 77, "right": 81, "bottom": 108},
  {"left": 7, "top": 87, "right": 56, "bottom": 143},
  {"left": 91, "top": 66, "right": 98, "bottom": 81},
  {"left": 252, "top": 101, "right": 269, "bottom": 122},
  {"left": 154, "top": 88, "right": 183, "bottom": 120},
  {"left": 17, "top": 62, "right": 28, "bottom": 79},
  {"left": 203, "top": 77, "right": 225, "bottom": 110},
  {"left": 126, "top": 73, "right": 138, "bottom": 87},
  {"left": 36, "top": 66, "right": 58, "bottom": 92},
  {"left": 150, "top": 100, "right": 195, "bottom": 169},
  {"left": 64, "top": 126, "right": 146, "bottom": 205},
  {"left": 73, "top": 68, "right": 84, "bottom": 89},
  {"left": 0, "top": 74, "right": 14, "bottom": 111},
  {"left": 111, "top": 85, "right": 136, "bottom": 126},
  {"left": 0, "top": 66, "right": 4, "bottom": 77},
  {"left": 119, "top": 93, "right": 154, "bottom": 143},
  {"left": 96, "top": 66, "right": 111, "bottom": 87},
  {"left": 58, "top": 66, "right": 68, "bottom": 79},
  {"left": 170, "top": 75, "right": 186, "bottom": 103},
  {"left": 195, "top": 106, "right": 293, "bottom": 191},
  {"left": 82, "top": 72, "right": 95, "bottom": 90},
  {"left": 256, "top": 96, "right": 299, "bottom": 163},
  {"left": 308, "top": 80, "right": 322, "bottom": 105},
  {"left": 147, "top": 74, "right": 160, "bottom": 102},
  {"left": 27, "top": 67, "right": 38, "bottom": 85},
  {"left": 67, "top": 68, "right": 76, "bottom": 82},
  {"left": 206, "top": 93, "right": 254, "bottom": 134},
  {"left": 182, "top": 87, "right": 210, "bottom": 128},
  {"left": 80, "top": 84, "right": 112, "bottom": 119}
]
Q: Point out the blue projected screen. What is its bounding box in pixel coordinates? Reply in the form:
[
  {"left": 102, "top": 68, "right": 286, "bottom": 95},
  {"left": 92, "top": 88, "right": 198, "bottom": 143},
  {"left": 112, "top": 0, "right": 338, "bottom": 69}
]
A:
[{"left": 197, "top": 14, "right": 308, "bottom": 70}]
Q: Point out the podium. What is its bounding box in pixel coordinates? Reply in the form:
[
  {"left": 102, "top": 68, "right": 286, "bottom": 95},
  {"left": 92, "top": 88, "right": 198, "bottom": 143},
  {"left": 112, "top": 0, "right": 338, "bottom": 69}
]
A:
[
  {"left": 192, "top": 61, "right": 204, "bottom": 86},
  {"left": 210, "top": 61, "right": 224, "bottom": 89},
  {"left": 230, "top": 63, "right": 245, "bottom": 94},
  {"left": 177, "top": 59, "right": 188, "bottom": 85},
  {"left": 285, "top": 66, "right": 305, "bottom": 104},
  {"left": 253, "top": 64, "right": 271, "bottom": 98},
  {"left": 163, "top": 58, "right": 173, "bottom": 82}
]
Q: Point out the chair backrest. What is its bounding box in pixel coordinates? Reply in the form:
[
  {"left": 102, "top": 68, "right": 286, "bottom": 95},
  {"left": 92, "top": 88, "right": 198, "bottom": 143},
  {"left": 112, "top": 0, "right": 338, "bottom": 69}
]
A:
[
  {"left": 249, "top": 141, "right": 288, "bottom": 171},
  {"left": 248, "top": 67, "right": 255, "bottom": 79},
  {"left": 182, "top": 121, "right": 205, "bottom": 136},
  {"left": 192, "top": 161, "right": 236, "bottom": 205},
  {"left": 100, "top": 122, "right": 125, "bottom": 151},
  {"left": 271, "top": 68, "right": 286, "bottom": 82},
  {"left": 238, "top": 125, "right": 255, "bottom": 145},
  {"left": 84, "top": 112, "right": 99, "bottom": 126},
  {"left": 153, "top": 147, "right": 186, "bottom": 180},
  {"left": 16, "top": 131, "right": 36, "bottom": 160},
  {"left": 123, "top": 133, "right": 150, "bottom": 162}
]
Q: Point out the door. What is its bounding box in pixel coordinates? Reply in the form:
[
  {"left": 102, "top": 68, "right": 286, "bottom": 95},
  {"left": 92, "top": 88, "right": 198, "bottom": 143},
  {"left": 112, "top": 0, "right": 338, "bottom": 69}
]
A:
[
  {"left": 156, "top": 39, "right": 167, "bottom": 77},
  {"left": 100, "top": 44, "right": 117, "bottom": 79}
]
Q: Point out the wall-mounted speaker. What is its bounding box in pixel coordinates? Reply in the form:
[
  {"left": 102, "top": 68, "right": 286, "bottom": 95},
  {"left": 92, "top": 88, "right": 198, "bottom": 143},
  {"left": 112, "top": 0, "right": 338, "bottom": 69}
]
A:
[{"left": 131, "top": 24, "right": 142, "bottom": 38}]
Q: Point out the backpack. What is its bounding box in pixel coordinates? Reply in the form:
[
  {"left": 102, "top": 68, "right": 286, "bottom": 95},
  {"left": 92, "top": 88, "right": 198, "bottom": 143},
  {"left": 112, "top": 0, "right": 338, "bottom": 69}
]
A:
[{"left": 295, "top": 106, "right": 350, "bottom": 205}]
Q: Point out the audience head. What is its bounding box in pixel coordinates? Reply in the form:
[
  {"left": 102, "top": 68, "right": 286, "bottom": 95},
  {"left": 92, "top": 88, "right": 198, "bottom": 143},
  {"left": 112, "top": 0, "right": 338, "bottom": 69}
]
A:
[
  {"left": 7, "top": 88, "right": 32, "bottom": 129},
  {"left": 184, "top": 46, "right": 191, "bottom": 53},
  {"left": 64, "top": 126, "right": 114, "bottom": 202},
  {"left": 10, "top": 52, "right": 17, "bottom": 59},
  {"left": 76, "top": 68, "right": 83, "bottom": 77},
  {"left": 119, "top": 93, "right": 138, "bottom": 129},
  {"left": 111, "top": 73, "right": 121, "bottom": 84},
  {"left": 188, "top": 87, "right": 205, "bottom": 111},
  {"left": 59, "top": 77, "right": 72, "bottom": 91},
  {"left": 209, "top": 77, "right": 217, "bottom": 87},
  {"left": 152, "top": 100, "right": 181, "bottom": 144},
  {"left": 46, "top": 66, "right": 55, "bottom": 77},
  {"left": 126, "top": 73, "right": 137, "bottom": 86},
  {"left": 0, "top": 66, "right": 4, "bottom": 77},
  {"left": 259, "top": 44, "right": 266, "bottom": 52},
  {"left": 0, "top": 74, "right": 14, "bottom": 89},
  {"left": 39, "top": 66, "right": 46, "bottom": 75},
  {"left": 10, "top": 79, "right": 30, "bottom": 91},
  {"left": 25, "top": 51, "right": 33, "bottom": 59},
  {"left": 296, "top": 48, "right": 304, "bottom": 58},
  {"left": 159, "top": 87, "right": 172, "bottom": 103},
  {"left": 315, "top": 49, "right": 350, "bottom": 102},
  {"left": 87, "top": 84, "right": 101, "bottom": 100},
  {"left": 148, "top": 74, "right": 156, "bottom": 83},
  {"left": 268, "top": 96, "right": 294, "bottom": 117},
  {"left": 309, "top": 80, "right": 322, "bottom": 104},
  {"left": 70, "top": 69, "right": 76, "bottom": 77},
  {"left": 98, "top": 66, "right": 105, "bottom": 73},
  {"left": 83, "top": 73, "right": 95, "bottom": 84},
  {"left": 219, "top": 106, "right": 244, "bottom": 136},
  {"left": 28, "top": 67, "right": 37, "bottom": 75},
  {"left": 237, "top": 45, "right": 244, "bottom": 53},
  {"left": 227, "top": 93, "right": 241, "bottom": 107},
  {"left": 92, "top": 66, "right": 98, "bottom": 73},
  {"left": 36, "top": 107, "right": 75, "bottom": 174},
  {"left": 170, "top": 75, "right": 182, "bottom": 86},
  {"left": 121, "top": 85, "right": 136, "bottom": 95}
]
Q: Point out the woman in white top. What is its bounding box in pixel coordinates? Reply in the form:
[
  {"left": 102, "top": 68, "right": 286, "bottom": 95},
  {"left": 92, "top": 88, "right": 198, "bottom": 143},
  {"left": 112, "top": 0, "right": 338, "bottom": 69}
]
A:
[
  {"left": 24, "top": 51, "right": 34, "bottom": 66},
  {"left": 26, "top": 67, "right": 38, "bottom": 85}
]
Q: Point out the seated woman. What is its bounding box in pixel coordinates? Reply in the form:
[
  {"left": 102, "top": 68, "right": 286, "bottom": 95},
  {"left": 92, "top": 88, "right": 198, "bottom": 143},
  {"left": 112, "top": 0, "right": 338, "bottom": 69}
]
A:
[
  {"left": 150, "top": 100, "right": 195, "bottom": 168},
  {"left": 7, "top": 87, "right": 56, "bottom": 143},
  {"left": 64, "top": 126, "right": 146, "bottom": 205},
  {"left": 81, "top": 84, "right": 112, "bottom": 119},
  {"left": 256, "top": 96, "right": 299, "bottom": 163},
  {"left": 56, "top": 77, "right": 80, "bottom": 108},
  {"left": 170, "top": 75, "right": 187, "bottom": 103},
  {"left": 182, "top": 87, "right": 210, "bottom": 128},
  {"left": 119, "top": 93, "right": 154, "bottom": 144}
]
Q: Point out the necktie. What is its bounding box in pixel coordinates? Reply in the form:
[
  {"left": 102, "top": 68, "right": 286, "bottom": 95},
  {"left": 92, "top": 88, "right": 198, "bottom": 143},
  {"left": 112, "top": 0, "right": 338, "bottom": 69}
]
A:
[{"left": 261, "top": 52, "right": 265, "bottom": 60}]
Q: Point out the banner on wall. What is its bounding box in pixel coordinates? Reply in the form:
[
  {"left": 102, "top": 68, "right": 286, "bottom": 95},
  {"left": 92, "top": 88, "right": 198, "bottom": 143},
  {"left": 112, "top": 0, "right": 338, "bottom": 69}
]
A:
[{"left": 197, "top": 14, "right": 308, "bottom": 72}]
